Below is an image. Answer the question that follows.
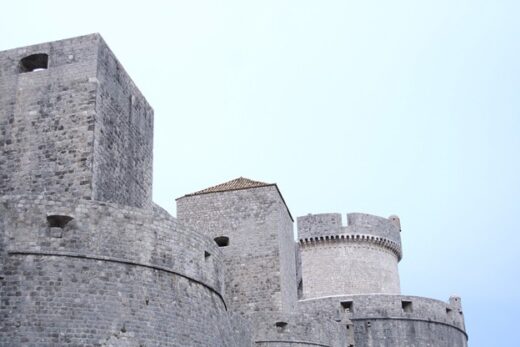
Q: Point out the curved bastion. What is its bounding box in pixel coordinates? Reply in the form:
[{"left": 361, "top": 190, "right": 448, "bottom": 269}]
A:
[
  {"left": 249, "top": 311, "right": 349, "bottom": 347},
  {"left": 298, "top": 294, "right": 467, "bottom": 347},
  {"left": 0, "top": 194, "right": 248, "bottom": 347},
  {"left": 298, "top": 213, "right": 402, "bottom": 297}
]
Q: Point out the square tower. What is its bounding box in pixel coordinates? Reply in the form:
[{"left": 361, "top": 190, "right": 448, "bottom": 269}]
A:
[
  {"left": 0, "top": 34, "right": 153, "bottom": 207},
  {"left": 177, "top": 177, "right": 297, "bottom": 314}
]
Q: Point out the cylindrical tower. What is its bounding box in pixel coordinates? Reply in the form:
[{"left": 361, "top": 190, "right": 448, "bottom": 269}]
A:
[{"left": 298, "top": 212, "right": 402, "bottom": 298}]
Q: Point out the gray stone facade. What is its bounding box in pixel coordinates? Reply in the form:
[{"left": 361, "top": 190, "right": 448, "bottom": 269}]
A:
[
  {"left": 0, "top": 35, "right": 468, "bottom": 346},
  {"left": 298, "top": 213, "right": 402, "bottom": 297},
  {"left": 0, "top": 34, "right": 153, "bottom": 209}
]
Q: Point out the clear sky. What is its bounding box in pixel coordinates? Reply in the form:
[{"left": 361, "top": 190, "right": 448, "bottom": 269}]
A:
[{"left": 1, "top": 1, "right": 518, "bottom": 346}]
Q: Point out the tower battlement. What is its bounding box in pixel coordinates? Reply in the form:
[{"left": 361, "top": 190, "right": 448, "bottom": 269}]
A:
[
  {"left": 298, "top": 212, "right": 401, "bottom": 249},
  {"left": 297, "top": 212, "right": 403, "bottom": 298}
]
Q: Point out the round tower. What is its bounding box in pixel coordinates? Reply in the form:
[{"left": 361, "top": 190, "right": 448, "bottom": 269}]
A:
[{"left": 298, "top": 212, "right": 402, "bottom": 298}]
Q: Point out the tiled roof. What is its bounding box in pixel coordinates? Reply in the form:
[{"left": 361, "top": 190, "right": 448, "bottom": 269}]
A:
[{"left": 183, "top": 177, "right": 272, "bottom": 197}]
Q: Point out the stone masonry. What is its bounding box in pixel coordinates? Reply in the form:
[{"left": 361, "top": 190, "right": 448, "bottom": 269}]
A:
[{"left": 0, "top": 34, "right": 468, "bottom": 347}]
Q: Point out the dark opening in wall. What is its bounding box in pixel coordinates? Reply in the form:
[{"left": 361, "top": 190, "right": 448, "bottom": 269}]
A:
[
  {"left": 275, "top": 321, "right": 288, "bottom": 332},
  {"left": 341, "top": 300, "right": 353, "bottom": 313},
  {"left": 446, "top": 307, "right": 452, "bottom": 314},
  {"left": 204, "top": 251, "right": 211, "bottom": 259},
  {"left": 19, "top": 53, "right": 48, "bottom": 72},
  {"left": 402, "top": 300, "right": 413, "bottom": 313},
  {"left": 47, "top": 214, "right": 73, "bottom": 229},
  {"left": 214, "top": 236, "right": 229, "bottom": 247}
]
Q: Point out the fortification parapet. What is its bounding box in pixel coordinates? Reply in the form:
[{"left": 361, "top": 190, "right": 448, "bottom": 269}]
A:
[
  {"left": 297, "top": 212, "right": 402, "bottom": 298},
  {"left": 297, "top": 213, "right": 402, "bottom": 258},
  {"left": 346, "top": 213, "right": 401, "bottom": 246},
  {"left": 0, "top": 194, "right": 225, "bottom": 294},
  {"left": 297, "top": 213, "right": 343, "bottom": 239},
  {"left": 249, "top": 311, "right": 349, "bottom": 347},
  {"left": 0, "top": 194, "right": 249, "bottom": 346},
  {"left": 298, "top": 294, "right": 467, "bottom": 346}
]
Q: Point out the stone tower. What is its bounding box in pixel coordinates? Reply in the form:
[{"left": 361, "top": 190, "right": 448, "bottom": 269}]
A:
[
  {"left": 176, "top": 177, "right": 298, "bottom": 314},
  {"left": 298, "top": 213, "right": 402, "bottom": 297},
  {"left": 0, "top": 34, "right": 153, "bottom": 208}
]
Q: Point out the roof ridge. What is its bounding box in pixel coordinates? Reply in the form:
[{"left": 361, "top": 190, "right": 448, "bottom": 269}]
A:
[{"left": 183, "top": 177, "right": 272, "bottom": 197}]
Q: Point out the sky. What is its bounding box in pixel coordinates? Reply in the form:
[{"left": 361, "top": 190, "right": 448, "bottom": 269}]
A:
[{"left": 1, "top": 1, "right": 518, "bottom": 346}]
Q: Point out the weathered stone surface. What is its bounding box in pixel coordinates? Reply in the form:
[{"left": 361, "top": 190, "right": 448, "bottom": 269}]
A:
[
  {"left": 298, "top": 213, "right": 402, "bottom": 297},
  {"left": 0, "top": 34, "right": 153, "bottom": 209},
  {"left": 0, "top": 34, "right": 468, "bottom": 347}
]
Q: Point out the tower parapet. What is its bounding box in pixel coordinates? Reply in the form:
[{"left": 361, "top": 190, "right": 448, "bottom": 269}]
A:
[{"left": 298, "top": 212, "right": 402, "bottom": 298}]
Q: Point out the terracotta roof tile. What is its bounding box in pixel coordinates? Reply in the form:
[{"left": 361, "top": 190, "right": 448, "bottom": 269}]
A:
[{"left": 184, "top": 177, "right": 272, "bottom": 197}]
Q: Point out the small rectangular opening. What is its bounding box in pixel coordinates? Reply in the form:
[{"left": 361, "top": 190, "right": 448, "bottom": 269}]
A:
[
  {"left": 446, "top": 307, "right": 452, "bottom": 314},
  {"left": 341, "top": 300, "right": 353, "bottom": 313},
  {"left": 47, "top": 214, "right": 73, "bottom": 229},
  {"left": 402, "top": 300, "right": 413, "bottom": 313},
  {"left": 204, "top": 251, "right": 211, "bottom": 259},
  {"left": 275, "top": 321, "right": 288, "bottom": 332}
]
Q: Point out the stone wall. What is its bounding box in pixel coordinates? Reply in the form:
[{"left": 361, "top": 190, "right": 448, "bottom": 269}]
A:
[
  {"left": 298, "top": 294, "right": 467, "bottom": 347},
  {"left": 297, "top": 213, "right": 401, "bottom": 297},
  {"left": 92, "top": 37, "right": 153, "bottom": 208},
  {"left": 0, "top": 34, "right": 153, "bottom": 208},
  {"left": 0, "top": 195, "right": 249, "bottom": 346},
  {"left": 300, "top": 240, "right": 400, "bottom": 297},
  {"left": 250, "top": 311, "right": 347, "bottom": 347},
  {"left": 0, "top": 35, "right": 98, "bottom": 200},
  {"left": 177, "top": 185, "right": 297, "bottom": 314}
]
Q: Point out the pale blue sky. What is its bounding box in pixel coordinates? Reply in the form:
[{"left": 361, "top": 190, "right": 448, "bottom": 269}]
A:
[{"left": 1, "top": 1, "right": 519, "bottom": 346}]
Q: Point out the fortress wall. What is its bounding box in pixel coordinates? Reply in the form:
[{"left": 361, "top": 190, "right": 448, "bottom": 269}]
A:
[
  {"left": 278, "top": 208, "right": 298, "bottom": 312},
  {"left": 229, "top": 312, "right": 255, "bottom": 347},
  {"left": 300, "top": 240, "right": 400, "bottom": 297},
  {"left": 1, "top": 255, "right": 236, "bottom": 347},
  {"left": 0, "top": 34, "right": 154, "bottom": 208},
  {"left": 250, "top": 312, "right": 347, "bottom": 347},
  {"left": 177, "top": 185, "right": 297, "bottom": 314},
  {"left": 297, "top": 213, "right": 342, "bottom": 239},
  {"left": 92, "top": 37, "right": 154, "bottom": 208},
  {"left": 0, "top": 195, "right": 224, "bottom": 293},
  {"left": 0, "top": 35, "right": 99, "bottom": 199},
  {"left": 298, "top": 295, "right": 467, "bottom": 347},
  {"left": 0, "top": 195, "right": 250, "bottom": 346},
  {"left": 297, "top": 213, "right": 401, "bottom": 246},
  {"left": 346, "top": 213, "right": 402, "bottom": 245},
  {"left": 298, "top": 213, "right": 401, "bottom": 297}
]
